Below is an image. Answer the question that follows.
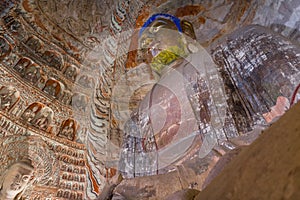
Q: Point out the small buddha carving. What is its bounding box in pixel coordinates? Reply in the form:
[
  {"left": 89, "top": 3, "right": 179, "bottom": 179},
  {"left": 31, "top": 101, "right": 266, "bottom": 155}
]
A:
[
  {"left": 42, "top": 51, "right": 63, "bottom": 70},
  {"left": 24, "top": 64, "right": 41, "bottom": 83},
  {"left": 71, "top": 94, "right": 88, "bottom": 112},
  {"left": 0, "top": 86, "right": 20, "bottom": 111},
  {"left": 59, "top": 119, "right": 76, "bottom": 141},
  {"left": 31, "top": 107, "right": 54, "bottom": 130},
  {"left": 119, "top": 13, "right": 300, "bottom": 178},
  {"left": 21, "top": 103, "right": 43, "bottom": 124},
  {"left": 64, "top": 65, "right": 78, "bottom": 81},
  {"left": 0, "top": 37, "right": 11, "bottom": 59},
  {"left": 25, "top": 36, "right": 42, "bottom": 53},
  {"left": 43, "top": 79, "right": 63, "bottom": 98},
  {"left": 13, "top": 58, "right": 32, "bottom": 76}
]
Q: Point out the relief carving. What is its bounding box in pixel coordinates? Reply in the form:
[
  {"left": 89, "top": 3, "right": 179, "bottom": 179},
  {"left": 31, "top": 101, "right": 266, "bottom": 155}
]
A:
[
  {"left": 3, "top": 16, "right": 24, "bottom": 36},
  {"left": 21, "top": 102, "right": 43, "bottom": 124},
  {"left": 0, "top": 36, "right": 12, "bottom": 59},
  {"left": 35, "top": 75, "right": 47, "bottom": 89},
  {"left": 24, "top": 63, "right": 41, "bottom": 83},
  {"left": 31, "top": 106, "right": 54, "bottom": 131},
  {"left": 58, "top": 118, "right": 77, "bottom": 141},
  {"left": 0, "top": 85, "right": 20, "bottom": 112},
  {"left": 0, "top": 136, "right": 59, "bottom": 199},
  {"left": 13, "top": 57, "right": 32, "bottom": 76},
  {"left": 71, "top": 93, "right": 88, "bottom": 112},
  {"left": 60, "top": 90, "right": 72, "bottom": 105},
  {"left": 42, "top": 50, "right": 63, "bottom": 71},
  {"left": 64, "top": 64, "right": 79, "bottom": 82},
  {"left": 42, "top": 79, "right": 64, "bottom": 98},
  {"left": 25, "top": 36, "right": 43, "bottom": 54},
  {"left": 20, "top": 103, "right": 54, "bottom": 131}
]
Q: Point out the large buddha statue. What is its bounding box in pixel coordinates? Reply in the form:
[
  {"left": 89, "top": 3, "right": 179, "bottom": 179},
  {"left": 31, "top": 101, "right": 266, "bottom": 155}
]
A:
[
  {"left": 119, "top": 13, "right": 227, "bottom": 177},
  {"left": 119, "top": 13, "right": 300, "bottom": 178},
  {"left": 0, "top": 159, "right": 34, "bottom": 200}
]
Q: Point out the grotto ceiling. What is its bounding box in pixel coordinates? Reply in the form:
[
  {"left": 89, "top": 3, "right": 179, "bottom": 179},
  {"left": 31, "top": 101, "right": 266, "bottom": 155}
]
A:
[{"left": 0, "top": 0, "right": 299, "bottom": 199}]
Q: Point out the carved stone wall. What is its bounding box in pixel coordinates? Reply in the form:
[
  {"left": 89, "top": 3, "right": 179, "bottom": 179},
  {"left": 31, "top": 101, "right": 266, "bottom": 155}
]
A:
[{"left": 0, "top": 0, "right": 299, "bottom": 199}]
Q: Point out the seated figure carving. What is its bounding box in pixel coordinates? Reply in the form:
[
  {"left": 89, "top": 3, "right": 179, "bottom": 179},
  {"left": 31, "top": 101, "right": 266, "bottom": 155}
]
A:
[
  {"left": 119, "top": 14, "right": 219, "bottom": 176},
  {"left": 58, "top": 119, "right": 76, "bottom": 141},
  {"left": 118, "top": 14, "right": 300, "bottom": 177},
  {"left": 42, "top": 50, "right": 63, "bottom": 70},
  {"left": 0, "top": 159, "right": 35, "bottom": 200},
  {"left": 35, "top": 75, "right": 47, "bottom": 89},
  {"left": 43, "top": 79, "right": 63, "bottom": 98},
  {"left": 0, "top": 36, "right": 12, "bottom": 59},
  {"left": 71, "top": 93, "right": 88, "bottom": 112},
  {"left": 2, "top": 16, "right": 25, "bottom": 37},
  {"left": 24, "top": 64, "right": 41, "bottom": 83},
  {"left": 21, "top": 102, "right": 43, "bottom": 124},
  {"left": 13, "top": 58, "right": 32, "bottom": 76},
  {"left": 25, "top": 36, "right": 43, "bottom": 54},
  {"left": 70, "top": 192, "right": 76, "bottom": 199},
  {"left": 63, "top": 191, "right": 70, "bottom": 198},
  {"left": 60, "top": 90, "right": 72, "bottom": 105},
  {"left": 0, "top": 86, "right": 20, "bottom": 112},
  {"left": 64, "top": 64, "right": 78, "bottom": 82},
  {"left": 31, "top": 106, "right": 54, "bottom": 130},
  {"left": 57, "top": 190, "right": 63, "bottom": 197}
]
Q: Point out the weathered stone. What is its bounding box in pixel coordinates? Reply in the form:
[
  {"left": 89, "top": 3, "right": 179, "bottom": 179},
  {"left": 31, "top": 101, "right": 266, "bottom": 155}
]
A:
[
  {"left": 113, "top": 171, "right": 182, "bottom": 200},
  {"left": 165, "top": 189, "right": 200, "bottom": 200},
  {"left": 195, "top": 102, "right": 300, "bottom": 200},
  {"left": 202, "top": 147, "right": 243, "bottom": 189},
  {"left": 0, "top": 0, "right": 300, "bottom": 199}
]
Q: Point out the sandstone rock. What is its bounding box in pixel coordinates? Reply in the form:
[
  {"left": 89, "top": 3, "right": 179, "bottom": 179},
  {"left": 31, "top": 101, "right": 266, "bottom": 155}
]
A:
[
  {"left": 202, "top": 147, "right": 242, "bottom": 189},
  {"left": 195, "top": 103, "right": 300, "bottom": 200},
  {"left": 113, "top": 171, "right": 182, "bottom": 200},
  {"left": 165, "top": 189, "right": 200, "bottom": 200}
]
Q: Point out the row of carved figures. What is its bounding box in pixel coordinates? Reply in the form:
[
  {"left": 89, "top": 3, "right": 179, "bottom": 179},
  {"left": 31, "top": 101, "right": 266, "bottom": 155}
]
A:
[
  {"left": 0, "top": 85, "right": 78, "bottom": 140},
  {"left": 60, "top": 164, "right": 86, "bottom": 174},
  {"left": 1, "top": 35, "right": 93, "bottom": 109},
  {"left": 2, "top": 14, "right": 96, "bottom": 86},
  {"left": 57, "top": 155, "right": 85, "bottom": 166},
  {"left": 61, "top": 173, "right": 86, "bottom": 183},
  {"left": 57, "top": 189, "right": 84, "bottom": 200}
]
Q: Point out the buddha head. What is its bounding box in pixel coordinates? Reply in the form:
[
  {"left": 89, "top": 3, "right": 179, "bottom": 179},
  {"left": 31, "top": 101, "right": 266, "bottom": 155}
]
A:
[
  {"left": 138, "top": 13, "right": 196, "bottom": 74},
  {"left": 0, "top": 160, "right": 34, "bottom": 200}
]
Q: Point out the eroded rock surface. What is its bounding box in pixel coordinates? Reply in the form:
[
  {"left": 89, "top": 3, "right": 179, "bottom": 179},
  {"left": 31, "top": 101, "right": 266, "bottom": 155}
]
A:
[{"left": 195, "top": 102, "right": 300, "bottom": 200}]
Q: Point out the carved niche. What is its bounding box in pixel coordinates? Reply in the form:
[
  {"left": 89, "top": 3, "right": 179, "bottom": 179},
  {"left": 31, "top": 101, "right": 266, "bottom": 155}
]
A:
[
  {"left": 24, "top": 63, "right": 42, "bottom": 83},
  {"left": 42, "top": 50, "right": 64, "bottom": 71},
  {"left": 71, "top": 93, "right": 89, "bottom": 112},
  {"left": 0, "top": 85, "right": 20, "bottom": 112},
  {"left": 21, "top": 102, "right": 54, "bottom": 131},
  {"left": 42, "top": 78, "right": 64, "bottom": 99},
  {"left": 13, "top": 57, "right": 32, "bottom": 76},
  {"left": 64, "top": 64, "right": 79, "bottom": 82},
  {"left": 25, "top": 35, "right": 44, "bottom": 54},
  {"left": 58, "top": 118, "right": 77, "bottom": 141},
  {"left": 0, "top": 36, "right": 12, "bottom": 59}
]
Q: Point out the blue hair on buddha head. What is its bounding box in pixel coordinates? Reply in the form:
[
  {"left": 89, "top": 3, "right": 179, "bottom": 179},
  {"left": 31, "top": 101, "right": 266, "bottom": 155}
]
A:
[{"left": 139, "top": 13, "right": 182, "bottom": 37}]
